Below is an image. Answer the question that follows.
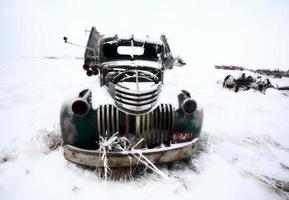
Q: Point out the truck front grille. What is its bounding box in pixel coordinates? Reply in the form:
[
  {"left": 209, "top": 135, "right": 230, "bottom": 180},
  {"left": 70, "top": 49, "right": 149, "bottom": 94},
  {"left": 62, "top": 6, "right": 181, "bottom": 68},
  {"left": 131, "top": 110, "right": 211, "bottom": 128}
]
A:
[
  {"left": 114, "top": 84, "right": 159, "bottom": 112},
  {"left": 97, "top": 104, "right": 119, "bottom": 139},
  {"left": 96, "top": 104, "right": 175, "bottom": 147}
]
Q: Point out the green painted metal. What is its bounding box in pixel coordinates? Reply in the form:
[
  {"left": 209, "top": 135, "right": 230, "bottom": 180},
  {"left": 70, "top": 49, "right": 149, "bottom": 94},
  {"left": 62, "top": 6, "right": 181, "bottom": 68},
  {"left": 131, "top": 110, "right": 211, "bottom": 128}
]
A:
[
  {"left": 173, "top": 108, "right": 204, "bottom": 139},
  {"left": 61, "top": 98, "right": 203, "bottom": 149},
  {"left": 60, "top": 90, "right": 99, "bottom": 149}
]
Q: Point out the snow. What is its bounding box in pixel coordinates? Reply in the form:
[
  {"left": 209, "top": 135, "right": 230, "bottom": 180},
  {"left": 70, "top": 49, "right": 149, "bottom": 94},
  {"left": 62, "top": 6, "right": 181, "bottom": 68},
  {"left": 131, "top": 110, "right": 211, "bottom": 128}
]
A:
[
  {"left": 1, "top": 0, "right": 289, "bottom": 199},
  {"left": 1, "top": 56, "right": 289, "bottom": 200}
]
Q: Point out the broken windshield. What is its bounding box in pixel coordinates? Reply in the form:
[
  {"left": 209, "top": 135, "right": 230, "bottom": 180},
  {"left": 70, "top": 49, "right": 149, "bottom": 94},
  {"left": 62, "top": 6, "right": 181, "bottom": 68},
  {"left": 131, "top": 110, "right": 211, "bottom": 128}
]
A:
[
  {"left": 101, "top": 39, "right": 162, "bottom": 62},
  {"left": 117, "top": 46, "right": 144, "bottom": 56}
]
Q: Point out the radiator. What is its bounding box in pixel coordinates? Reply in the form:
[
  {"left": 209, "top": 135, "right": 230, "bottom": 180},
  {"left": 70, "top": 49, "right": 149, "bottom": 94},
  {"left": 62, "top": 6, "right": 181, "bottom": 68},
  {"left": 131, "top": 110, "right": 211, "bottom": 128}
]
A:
[{"left": 96, "top": 104, "right": 175, "bottom": 147}]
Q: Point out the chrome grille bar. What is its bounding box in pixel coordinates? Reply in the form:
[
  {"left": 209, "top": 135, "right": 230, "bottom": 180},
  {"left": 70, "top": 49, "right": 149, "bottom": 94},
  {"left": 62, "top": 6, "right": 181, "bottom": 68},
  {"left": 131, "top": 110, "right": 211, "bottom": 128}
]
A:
[
  {"left": 106, "top": 105, "right": 110, "bottom": 137},
  {"left": 114, "top": 84, "right": 160, "bottom": 112},
  {"left": 101, "top": 105, "right": 105, "bottom": 137},
  {"left": 96, "top": 104, "right": 175, "bottom": 147},
  {"left": 163, "top": 105, "right": 166, "bottom": 143},
  {"left": 146, "top": 113, "right": 150, "bottom": 145},
  {"left": 111, "top": 105, "right": 115, "bottom": 134},
  {"left": 116, "top": 108, "right": 119, "bottom": 133},
  {"left": 97, "top": 105, "right": 120, "bottom": 139},
  {"left": 115, "top": 95, "right": 158, "bottom": 106}
]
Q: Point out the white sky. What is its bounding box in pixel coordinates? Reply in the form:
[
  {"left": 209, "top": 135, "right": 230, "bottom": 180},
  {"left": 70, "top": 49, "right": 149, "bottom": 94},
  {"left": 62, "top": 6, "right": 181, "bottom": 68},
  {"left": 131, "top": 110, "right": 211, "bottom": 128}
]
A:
[{"left": 0, "top": 0, "right": 289, "bottom": 69}]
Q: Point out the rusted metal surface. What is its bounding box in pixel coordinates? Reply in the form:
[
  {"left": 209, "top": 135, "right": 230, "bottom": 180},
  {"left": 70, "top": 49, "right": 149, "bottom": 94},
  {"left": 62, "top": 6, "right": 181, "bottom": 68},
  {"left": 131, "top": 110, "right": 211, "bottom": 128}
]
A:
[
  {"left": 97, "top": 105, "right": 120, "bottom": 139},
  {"left": 63, "top": 138, "right": 199, "bottom": 168},
  {"left": 96, "top": 104, "right": 175, "bottom": 147}
]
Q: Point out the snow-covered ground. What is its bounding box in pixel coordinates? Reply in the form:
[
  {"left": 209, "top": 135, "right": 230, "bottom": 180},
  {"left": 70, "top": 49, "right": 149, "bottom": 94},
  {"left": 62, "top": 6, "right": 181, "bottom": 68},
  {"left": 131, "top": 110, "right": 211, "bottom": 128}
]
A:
[
  {"left": 1, "top": 0, "right": 289, "bottom": 199},
  {"left": 0, "top": 56, "right": 288, "bottom": 200}
]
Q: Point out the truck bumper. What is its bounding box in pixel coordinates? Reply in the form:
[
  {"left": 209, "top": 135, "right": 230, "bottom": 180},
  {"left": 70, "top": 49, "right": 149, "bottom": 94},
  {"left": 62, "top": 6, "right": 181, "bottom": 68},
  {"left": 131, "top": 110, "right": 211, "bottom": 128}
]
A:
[{"left": 63, "top": 138, "right": 199, "bottom": 168}]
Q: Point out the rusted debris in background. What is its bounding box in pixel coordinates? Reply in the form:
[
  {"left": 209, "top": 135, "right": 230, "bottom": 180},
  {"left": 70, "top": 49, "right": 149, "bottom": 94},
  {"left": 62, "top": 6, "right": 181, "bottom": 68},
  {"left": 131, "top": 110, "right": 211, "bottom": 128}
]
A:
[
  {"left": 215, "top": 65, "right": 289, "bottom": 78},
  {"left": 222, "top": 73, "right": 274, "bottom": 93},
  {"left": 255, "top": 69, "right": 289, "bottom": 78},
  {"left": 216, "top": 65, "right": 289, "bottom": 93},
  {"left": 215, "top": 65, "right": 245, "bottom": 71}
]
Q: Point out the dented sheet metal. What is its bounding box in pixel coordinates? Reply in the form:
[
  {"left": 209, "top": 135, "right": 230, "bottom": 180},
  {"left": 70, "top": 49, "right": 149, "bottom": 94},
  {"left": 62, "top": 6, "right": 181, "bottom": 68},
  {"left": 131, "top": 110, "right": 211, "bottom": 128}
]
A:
[{"left": 63, "top": 138, "right": 199, "bottom": 168}]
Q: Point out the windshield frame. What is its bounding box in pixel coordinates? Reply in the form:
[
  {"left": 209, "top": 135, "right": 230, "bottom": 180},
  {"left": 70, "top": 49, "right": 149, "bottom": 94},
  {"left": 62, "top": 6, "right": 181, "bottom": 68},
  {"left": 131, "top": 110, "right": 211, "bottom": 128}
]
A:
[{"left": 99, "top": 38, "right": 164, "bottom": 62}]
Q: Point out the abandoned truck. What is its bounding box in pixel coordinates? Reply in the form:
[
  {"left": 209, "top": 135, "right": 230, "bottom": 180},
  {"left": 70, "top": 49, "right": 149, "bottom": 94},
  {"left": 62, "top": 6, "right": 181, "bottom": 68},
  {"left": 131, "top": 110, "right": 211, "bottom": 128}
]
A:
[{"left": 60, "top": 27, "right": 204, "bottom": 169}]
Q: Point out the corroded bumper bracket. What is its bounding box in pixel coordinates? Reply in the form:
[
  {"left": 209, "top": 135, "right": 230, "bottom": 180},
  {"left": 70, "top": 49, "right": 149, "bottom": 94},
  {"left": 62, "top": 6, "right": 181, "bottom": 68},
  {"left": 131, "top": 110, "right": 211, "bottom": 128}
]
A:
[{"left": 63, "top": 138, "right": 199, "bottom": 168}]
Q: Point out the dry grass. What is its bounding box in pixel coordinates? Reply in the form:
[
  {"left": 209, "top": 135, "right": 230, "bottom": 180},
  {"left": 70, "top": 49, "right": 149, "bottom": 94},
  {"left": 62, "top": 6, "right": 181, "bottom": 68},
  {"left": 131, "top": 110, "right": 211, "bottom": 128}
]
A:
[
  {"left": 243, "top": 170, "right": 289, "bottom": 199},
  {"left": 97, "top": 133, "right": 167, "bottom": 180},
  {"left": 32, "top": 129, "right": 63, "bottom": 154}
]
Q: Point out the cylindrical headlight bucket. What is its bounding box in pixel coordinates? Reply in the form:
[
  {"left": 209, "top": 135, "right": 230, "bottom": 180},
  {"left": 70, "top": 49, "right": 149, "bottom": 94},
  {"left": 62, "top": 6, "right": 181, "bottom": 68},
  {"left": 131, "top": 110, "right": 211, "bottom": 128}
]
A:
[
  {"left": 71, "top": 99, "right": 90, "bottom": 116},
  {"left": 181, "top": 98, "right": 197, "bottom": 114}
]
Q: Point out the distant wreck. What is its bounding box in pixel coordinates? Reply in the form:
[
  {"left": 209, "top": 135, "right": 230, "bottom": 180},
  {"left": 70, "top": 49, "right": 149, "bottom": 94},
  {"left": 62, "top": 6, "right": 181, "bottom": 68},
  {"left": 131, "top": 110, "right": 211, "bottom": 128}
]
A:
[
  {"left": 215, "top": 65, "right": 289, "bottom": 94},
  {"left": 222, "top": 73, "right": 273, "bottom": 93}
]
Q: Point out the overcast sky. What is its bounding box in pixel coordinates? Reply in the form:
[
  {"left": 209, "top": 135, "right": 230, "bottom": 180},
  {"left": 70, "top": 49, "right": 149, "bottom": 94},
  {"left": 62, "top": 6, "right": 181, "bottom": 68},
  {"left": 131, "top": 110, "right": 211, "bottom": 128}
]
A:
[{"left": 0, "top": 0, "right": 289, "bottom": 69}]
